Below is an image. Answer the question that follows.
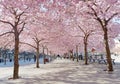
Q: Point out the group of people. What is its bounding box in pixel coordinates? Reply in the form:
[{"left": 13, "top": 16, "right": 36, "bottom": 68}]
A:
[
  {"left": 57, "top": 54, "right": 62, "bottom": 59},
  {"left": 57, "top": 54, "right": 83, "bottom": 60}
]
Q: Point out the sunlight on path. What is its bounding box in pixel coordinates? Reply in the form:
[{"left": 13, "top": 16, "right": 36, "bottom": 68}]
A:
[{"left": 0, "top": 58, "right": 120, "bottom": 84}]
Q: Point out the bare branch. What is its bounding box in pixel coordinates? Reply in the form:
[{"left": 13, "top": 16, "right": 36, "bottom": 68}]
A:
[
  {"left": 106, "top": 13, "right": 118, "bottom": 23},
  {"left": 87, "top": 4, "right": 98, "bottom": 17},
  {"left": 87, "top": 5, "right": 104, "bottom": 28},
  {"left": 86, "top": 33, "right": 90, "bottom": 40},
  {"left": 19, "top": 22, "right": 26, "bottom": 34},
  {"left": 87, "top": 4, "right": 104, "bottom": 27},
  {"left": 0, "top": 20, "right": 14, "bottom": 27},
  {"left": 18, "top": 21, "right": 24, "bottom": 25},
  {"left": 78, "top": 25, "right": 86, "bottom": 35},
  {"left": 32, "top": 37, "right": 38, "bottom": 43},
  {"left": 88, "top": 3, "right": 118, "bottom": 26},
  {"left": 32, "top": 37, "right": 45, "bottom": 44},
  {"left": 18, "top": 17, "right": 27, "bottom": 25},
  {"left": 0, "top": 31, "right": 14, "bottom": 37},
  {"left": 105, "top": 5, "right": 111, "bottom": 12},
  {"left": 38, "top": 38, "right": 45, "bottom": 43},
  {"left": 74, "top": 35, "right": 84, "bottom": 38},
  {"left": 92, "top": 2, "right": 104, "bottom": 15},
  {"left": 17, "top": 11, "right": 25, "bottom": 18},
  {"left": 12, "top": 8, "right": 17, "bottom": 15},
  {"left": 20, "top": 41, "right": 37, "bottom": 49},
  {"left": 88, "top": 29, "right": 95, "bottom": 34},
  {"left": 14, "top": 12, "right": 25, "bottom": 26},
  {"left": 16, "top": 12, "right": 25, "bottom": 24}
]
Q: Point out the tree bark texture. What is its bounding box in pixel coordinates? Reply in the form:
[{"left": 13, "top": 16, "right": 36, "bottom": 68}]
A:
[
  {"left": 13, "top": 35, "right": 19, "bottom": 79},
  {"left": 104, "top": 28, "right": 113, "bottom": 71}
]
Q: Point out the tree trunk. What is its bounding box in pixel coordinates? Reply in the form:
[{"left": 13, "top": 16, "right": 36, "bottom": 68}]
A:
[
  {"left": 104, "top": 29, "right": 113, "bottom": 71},
  {"left": 84, "top": 41, "right": 88, "bottom": 65},
  {"left": 70, "top": 50, "right": 74, "bottom": 61},
  {"left": 76, "top": 45, "right": 79, "bottom": 62},
  {"left": 13, "top": 35, "right": 19, "bottom": 79},
  {"left": 24, "top": 54, "right": 25, "bottom": 62},
  {"left": 36, "top": 47, "right": 39, "bottom": 68},
  {"left": 43, "top": 47, "right": 46, "bottom": 64}
]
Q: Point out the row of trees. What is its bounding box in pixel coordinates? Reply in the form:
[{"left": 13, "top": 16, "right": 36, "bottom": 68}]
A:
[{"left": 0, "top": 0, "right": 120, "bottom": 79}]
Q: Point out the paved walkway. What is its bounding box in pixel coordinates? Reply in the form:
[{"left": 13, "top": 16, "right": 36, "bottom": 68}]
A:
[
  {"left": 39, "top": 59, "right": 120, "bottom": 84},
  {"left": 1, "top": 58, "right": 120, "bottom": 84}
]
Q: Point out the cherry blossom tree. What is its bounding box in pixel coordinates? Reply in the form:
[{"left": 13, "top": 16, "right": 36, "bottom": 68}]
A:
[
  {"left": 82, "top": 0, "right": 120, "bottom": 71},
  {"left": 77, "top": 25, "right": 96, "bottom": 64},
  {"left": 0, "top": 1, "right": 120, "bottom": 79},
  {"left": 20, "top": 31, "right": 45, "bottom": 68},
  {"left": 0, "top": 0, "right": 42, "bottom": 79},
  {"left": 20, "top": 15, "right": 50, "bottom": 67}
]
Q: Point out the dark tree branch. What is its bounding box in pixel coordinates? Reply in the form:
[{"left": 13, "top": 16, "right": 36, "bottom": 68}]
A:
[
  {"left": 32, "top": 37, "right": 38, "bottom": 43},
  {"left": 0, "top": 20, "right": 14, "bottom": 28},
  {"left": 73, "top": 35, "right": 84, "bottom": 38},
  {"left": 12, "top": 8, "right": 17, "bottom": 16},
  {"left": 18, "top": 21, "right": 24, "bottom": 25},
  {"left": 20, "top": 38, "right": 45, "bottom": 50},
  {"left": 16, "top": 12, "right": 25, "bottom": 24},
  {"left": 32, "top": 37, "right": 45, "bottom": 44},
  {"left": 87, "top": 4, "right": 98, "bottom": 17},
  {"left": 20, "top": 41, "right": 37, "bottom": 49},
  {"left": 19, "top": 22, "right": 26, "bottom": 34},
  {"left": 106, "top": 13, "right": 118, "bottom": 23},
  {"left": 87, "top": 5, "right": 105, "bottom": 30},
  {"left": 0, "top": 31, "right": 14, "bottom": 37},
  {"left": 18, "top": 17, "right": 27, "bottom": 25},
  {"left": 78, "top": 25, "right": 86, "bottom": 35},
  {"left": 38, "top": 38, "right": 45, "bottom": 43},
  {"left": 86, "top": 34, "right": 89, "bottom": 39},
  {"left": 87, "top": 4, "right": 103, "bottom": 25},
  {"left": 105, "top": 5, "right": 111, "bottom": 12},
  {"left": 17, "top": 11, "right": 25, "bottom": 18},
  {"left": 88, "top": 29, "right": 95, "bottom": 35}
]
